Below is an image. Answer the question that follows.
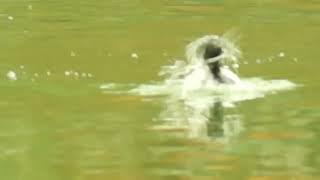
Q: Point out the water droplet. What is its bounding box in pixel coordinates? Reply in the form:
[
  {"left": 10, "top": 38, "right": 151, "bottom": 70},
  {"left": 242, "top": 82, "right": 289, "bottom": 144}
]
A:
[
  {"left": 8, "top": 16, "right": 14, "bottom": 20},
  {"left": 28, "top": 5, "right": 33, "bottom": 10},
  {"left": 65, "top": 71, "right": 71, "bottom": 76},
  {"left": 46, "top": 71, "right": 51, "bottom": 76},
  {"left": 20, "top": 65, "right": 25, "bottom": 69},
  {"left": 278, "top": 52, "right": 285, "bottom": 57},
  {"left": 6, "top": 71, "right": 17, "bottom": 81},
  {"left": 293, "top": 58, "right": 298, "bottom": 62},
  {"left": 34, "top": 73, "right": 39, "bottom": 77},
  {"left": 230, "top": 55, "right": 237, "bottom": 62},
  {"left": 256, "top": 59, "right": 262, "bottom": 64},
  {"left": 131, "top": 53, "right": 138, "bottom": 59},
  {"left": 232, "top": 64, "right": 239, "bottom": 69},
  {"left": 87, "top": 73, "right": 93, "bottom": 78}
]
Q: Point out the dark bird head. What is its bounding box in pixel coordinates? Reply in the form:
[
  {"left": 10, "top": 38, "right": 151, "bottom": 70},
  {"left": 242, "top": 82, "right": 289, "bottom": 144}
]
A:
[
  {"left": 203, "top": 43, "right": 223, "bottom": 82},
  {"left": 185, "top": 35, "right": 241, "bottom": 83}
]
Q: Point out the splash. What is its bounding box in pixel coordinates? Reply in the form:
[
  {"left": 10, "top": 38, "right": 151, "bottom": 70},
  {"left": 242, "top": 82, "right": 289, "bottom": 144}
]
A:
[
  {"left": 101, "top": 35, "right": 296, "bottom": 101},
  {"left": 101, "top": 34, "right": 297, "bottom": 142}
]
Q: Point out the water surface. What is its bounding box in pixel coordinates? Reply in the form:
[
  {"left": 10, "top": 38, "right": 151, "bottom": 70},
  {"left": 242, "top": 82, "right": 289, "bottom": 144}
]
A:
[{"left": 1, "top": 1, "right": 320, "bottom": 180}]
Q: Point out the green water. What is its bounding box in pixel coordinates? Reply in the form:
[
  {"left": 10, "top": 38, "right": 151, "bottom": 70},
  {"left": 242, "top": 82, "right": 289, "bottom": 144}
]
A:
[{"left": 1, "top": 1, "right": 320, "bottom": 180}]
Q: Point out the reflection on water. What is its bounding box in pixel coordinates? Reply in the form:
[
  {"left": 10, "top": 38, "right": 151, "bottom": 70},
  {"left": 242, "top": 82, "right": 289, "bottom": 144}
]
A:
[
  {"left": 156, "top": 96, "right": 243, "bottom": 143},
  {"left": 207, "top": 102, "right": 242, "bottom": 141}
]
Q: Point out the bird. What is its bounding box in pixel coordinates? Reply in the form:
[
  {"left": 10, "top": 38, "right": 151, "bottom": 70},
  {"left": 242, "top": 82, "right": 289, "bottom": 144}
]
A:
[{"left": 182, "top": 35, "right": 241, "bottom": 97}]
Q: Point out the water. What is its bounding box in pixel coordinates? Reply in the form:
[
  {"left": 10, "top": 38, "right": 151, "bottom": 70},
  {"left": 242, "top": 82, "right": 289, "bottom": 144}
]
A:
[{"left": 1, "top": 1, "right": 320, "bottom": 180}]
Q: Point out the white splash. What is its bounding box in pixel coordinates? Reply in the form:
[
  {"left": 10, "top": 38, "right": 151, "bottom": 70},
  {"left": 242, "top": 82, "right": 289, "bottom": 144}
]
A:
[{"left": 100, "top": 34, "right": 297, "bottom": 142}]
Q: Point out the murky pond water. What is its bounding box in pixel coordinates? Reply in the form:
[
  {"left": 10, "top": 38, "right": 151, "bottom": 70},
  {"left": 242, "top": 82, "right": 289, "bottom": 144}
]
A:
[{"left": 1, "top": 1, "right": 320, "bottom": 180}]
